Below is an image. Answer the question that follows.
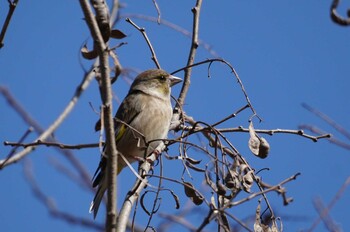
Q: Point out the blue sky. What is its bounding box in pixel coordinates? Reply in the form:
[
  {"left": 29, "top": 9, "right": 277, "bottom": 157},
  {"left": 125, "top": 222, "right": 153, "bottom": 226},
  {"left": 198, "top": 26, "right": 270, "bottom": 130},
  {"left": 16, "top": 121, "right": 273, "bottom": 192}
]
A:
[{"left": 1, "top": 0, "right": 350, "bottom": 231}]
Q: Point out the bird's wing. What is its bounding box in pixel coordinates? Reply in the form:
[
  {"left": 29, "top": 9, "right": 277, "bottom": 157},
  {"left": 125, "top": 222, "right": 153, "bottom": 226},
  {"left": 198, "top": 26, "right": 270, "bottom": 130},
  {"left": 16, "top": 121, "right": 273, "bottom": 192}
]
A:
[{"left": 92, "top": 92, "right": 143, "bottom": 186}]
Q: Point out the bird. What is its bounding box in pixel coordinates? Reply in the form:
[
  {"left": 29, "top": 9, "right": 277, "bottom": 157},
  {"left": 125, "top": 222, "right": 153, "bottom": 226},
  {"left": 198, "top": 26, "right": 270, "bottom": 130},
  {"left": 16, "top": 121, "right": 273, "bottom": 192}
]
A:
[{"left": 89, "top": 69, "right": 182, "bottom": 218}]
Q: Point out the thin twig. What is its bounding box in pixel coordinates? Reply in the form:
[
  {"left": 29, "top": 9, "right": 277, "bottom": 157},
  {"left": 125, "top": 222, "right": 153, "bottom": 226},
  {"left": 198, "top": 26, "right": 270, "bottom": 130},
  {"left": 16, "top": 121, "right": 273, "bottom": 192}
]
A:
[
  {"left": 176, "top": 0, "right": 203, "bottom": 107},
  {"left": 151, "top": 0, "right": 161, "bottom": 24},
  {"left": 172, "top": 58, "right": 261, "bottom": 121},
  {"left": 299, "top": 124, "right": 350, "bottom": 150},
  {"left": 0, "top": 0, "right": 19, "bottom": 48},
  {"left": 117, "top": 142, "right": 166, "bottom": 232},
  {"left": 302, "top": 103, "right": 350, "bottom": 140},
  {"left": 23, "top": 160, "right": 104, "bottom": 231},
  {"left": 4, "top": 140, "right": 100, "bottom": 150},
  {"left": 228, "top": 173, "right": 301, "bottom": 207},
  {"left": 0, "top": 127, "right": 33, "bottom": 169},
  {"left": 120, "top": 14, "right": 219, "bottom": 57},
  {"left": 217, "top": 127, "right": 331, "bottom": 142},
  {"left": 307, "top": 176, "right": 350, "bottom": 231},
  {"left": 0, "top": 65, "right": 95, "bottom": 174},
  {"left": 125, "top": 18, "right": 161, "bottom": 69},
  {"left": 330, "top": 0, "right": 350, "bottom": 26}
]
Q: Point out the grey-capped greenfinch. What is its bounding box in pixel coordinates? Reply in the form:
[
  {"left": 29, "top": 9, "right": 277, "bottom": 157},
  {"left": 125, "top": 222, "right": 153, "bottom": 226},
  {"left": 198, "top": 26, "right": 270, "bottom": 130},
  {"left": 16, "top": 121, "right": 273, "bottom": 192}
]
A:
[{"left": 90, "top": 69, "right": 182, "bottom": 218}]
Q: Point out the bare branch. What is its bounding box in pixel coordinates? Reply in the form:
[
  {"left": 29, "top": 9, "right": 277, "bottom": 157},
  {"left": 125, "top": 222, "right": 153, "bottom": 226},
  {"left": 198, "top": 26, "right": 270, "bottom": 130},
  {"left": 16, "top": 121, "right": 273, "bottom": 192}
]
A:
[
  {"left": 228, "top": 173, "right": 300, "bottom": 207},
  {"left": 302, "top": 103, "right": 350, "bottom": 140},
  {"left": 4, "top": 140, "right": 100, "bottom": 150},
  {"left": 125, "top": 18, "right": 161, "bottom": 69},
  {"left": 0, "top": 127, "right": 33, "bottom": 169},
  {"left": 0, "top": 65, "right": 95, "bottom": 168},
  {"left": 218, "top": 127, "right": 331, "bottom": 142},
  {"left": 117, "top": 142, "right": 166, "bottom": 232},
  {"left": 120, "top": 14, "right": 219, "bottom": 57},
  {"left": 172, "top": 58, "right": 261, "bottom": 121},
  {"left": 151, "top": 0, "right": 161, "bottom": 24},
  {"left": 176, "top": 0, "right": 203, "bottom": 106},
  {"left": 79, "top": 0, "right": 118, "bottom": 230},
  {"left": 307, "top": 176, "right": 350, "bottom": 231},
  {"left": 0, "top": 0, "right": 19, "bottom": 48},
  {"left": 299, "top": 124, "right": 350, "bottom": 150},
  {"left": 23, "top": 160, "right": 104, "bottom": 231}
]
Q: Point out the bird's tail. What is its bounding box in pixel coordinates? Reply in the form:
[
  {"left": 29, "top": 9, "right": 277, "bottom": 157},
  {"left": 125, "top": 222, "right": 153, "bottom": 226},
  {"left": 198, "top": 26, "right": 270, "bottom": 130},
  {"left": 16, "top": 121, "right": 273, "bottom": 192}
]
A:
[
  {"left": 89, "top": 161, "right": 124, "bottom": 218},
  {"left": 89, "top": 181, "right": 106, "bottom": 219}
]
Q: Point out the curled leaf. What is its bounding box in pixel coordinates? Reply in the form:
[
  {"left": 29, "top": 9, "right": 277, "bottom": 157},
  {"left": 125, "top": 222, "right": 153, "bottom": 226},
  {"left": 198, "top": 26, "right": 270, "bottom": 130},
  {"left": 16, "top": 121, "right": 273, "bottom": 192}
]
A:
[
  {"left": 183, "top": 181, "right": 203, "bottom": 205},
  {"left": 242, "top": 170, "right": 254, "bottom": 193},
  {"left": 205, "top": 170, "right": 217, "bottom": 192},
  {"left": 81, "top": 44, "right": 98, "bottom": 60},
  {"left": 170, "top": 190, "right": 180, "bottom": 210},
  {"left": 224, "top": 170, "right": 240, "bottom": 191},
  {"left": 248, "top": 121, "right": 270, "bottom": 159},
  {"left": 185, "top": 156, "right": 204, "bottom": 172}
]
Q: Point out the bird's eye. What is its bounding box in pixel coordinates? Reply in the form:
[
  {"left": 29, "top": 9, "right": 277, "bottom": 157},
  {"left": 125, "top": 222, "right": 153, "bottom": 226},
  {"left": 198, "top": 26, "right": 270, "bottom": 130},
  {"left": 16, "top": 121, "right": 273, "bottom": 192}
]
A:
[{"left": 159, "top": 75, "right": 166, "bottom": 81}]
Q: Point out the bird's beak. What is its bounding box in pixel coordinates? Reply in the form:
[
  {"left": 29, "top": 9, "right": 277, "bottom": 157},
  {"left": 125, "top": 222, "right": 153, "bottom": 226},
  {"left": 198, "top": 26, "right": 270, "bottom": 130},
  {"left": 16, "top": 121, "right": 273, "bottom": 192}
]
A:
[{"left": 169, "top": 75, "right": 182, "bottom": 87}]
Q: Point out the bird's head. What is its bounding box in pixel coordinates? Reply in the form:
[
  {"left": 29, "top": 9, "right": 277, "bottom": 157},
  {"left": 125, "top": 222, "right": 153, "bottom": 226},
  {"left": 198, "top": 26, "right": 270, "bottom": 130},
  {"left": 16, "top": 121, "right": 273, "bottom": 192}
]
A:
[{"left": 130, "top": 69, "right": 182, "bottom": 99}]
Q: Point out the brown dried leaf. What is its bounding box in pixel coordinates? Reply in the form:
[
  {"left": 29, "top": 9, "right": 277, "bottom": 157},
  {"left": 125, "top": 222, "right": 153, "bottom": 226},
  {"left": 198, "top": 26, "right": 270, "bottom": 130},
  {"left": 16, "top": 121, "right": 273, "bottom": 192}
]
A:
[
  {"left": 168, "top": 190, "right": 180, "bottom": 209},
  {"left": 183, "top": 181, "right": 203, "bottom": 205},
  {"left": 248, "top": 121, "right": 270, "bottom": 159},
  {"left": 95, "top": 119, "right": 101, "bottom": 132},
  {"left": 205, "top": 170, "right": 218, "bottom": 192},
  {"left": 81, "top": 44, "right": 98, "bottom": 60},
  {"left": 111, "top": 29, "right": 127, "bottom": 39},
  {"left": 242, "top": 170, "right": 254, "bottom": 193}
]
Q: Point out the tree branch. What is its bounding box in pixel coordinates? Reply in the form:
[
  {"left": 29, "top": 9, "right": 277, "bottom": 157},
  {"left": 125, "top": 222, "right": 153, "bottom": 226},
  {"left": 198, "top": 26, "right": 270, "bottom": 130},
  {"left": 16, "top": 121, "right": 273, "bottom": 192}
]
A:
[
  {"left": 126, "top": 18, "right": 161, "bottom": 69},
  {"left": 117, "top": 142, "right": 165, "bottom": 232},
  {"left": 0, "top": 65, "right": 95, "bottom": 169},
  {"left": 0, "top": 0, "right": 19, "bottom": 48},
  {"left": 176, "top": 0, "right": 202, "bottom": 107},
  {"left": 79, "top": 0, "right": 118, "bottom": 230}
]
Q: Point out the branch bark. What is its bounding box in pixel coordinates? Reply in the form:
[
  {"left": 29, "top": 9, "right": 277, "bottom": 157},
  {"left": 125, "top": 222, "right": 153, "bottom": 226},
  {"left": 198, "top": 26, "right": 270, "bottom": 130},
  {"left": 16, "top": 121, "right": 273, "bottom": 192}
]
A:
[{"left": 79, "top": 0, "right": 118, "bottom": 231}]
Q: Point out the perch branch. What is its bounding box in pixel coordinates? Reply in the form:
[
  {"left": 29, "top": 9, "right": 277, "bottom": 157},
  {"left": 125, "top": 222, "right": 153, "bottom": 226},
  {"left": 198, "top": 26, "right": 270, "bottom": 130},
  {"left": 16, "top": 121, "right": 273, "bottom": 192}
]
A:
[{"left": 117, "top": 142, "right": 166, "bottom": 232}]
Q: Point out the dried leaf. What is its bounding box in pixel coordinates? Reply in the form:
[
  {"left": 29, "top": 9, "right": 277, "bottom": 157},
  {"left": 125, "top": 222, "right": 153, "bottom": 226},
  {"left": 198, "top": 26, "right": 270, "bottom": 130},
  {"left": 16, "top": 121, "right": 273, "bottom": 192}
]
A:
[
  {"left": 168, "top": 190, "right": 180, "bottom": 210},
  {"left": 217, "top": 182, "right": 228, "bottom": 195},
  {"left": 242, "top": 170, "right": 254, "bottom": 193},
  {"left": 111, "top": 29, "right": 127, "bottom": 39},
  {"left": 220, "top": 213, "right": 231, "bottom": 232},
  {"left": 185, "top": 156, "right": 201, "bottom": 165},
  {"left": 254, "top": 203, "right": 264, "bottom": 232},
  {"left": 95, "top": 119, "right": 101, "bottom": 132},
  {"left": 224, "top": 170, "right": 240, "bottom": 191},
  {"left": 185, "top": 160, "right": 206, "bottom": 172},
  {"left": 183, "top": 181, "right": 204, "bottom": 205},
  {"left": 248, "top": 121, "right": 270, "bottom": 159},
  {"left": 81, "top": 44, "right": 98, "bottom": 60},
  {"left": 205, "top": 170, "right": 218, "bottom": 192}
]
